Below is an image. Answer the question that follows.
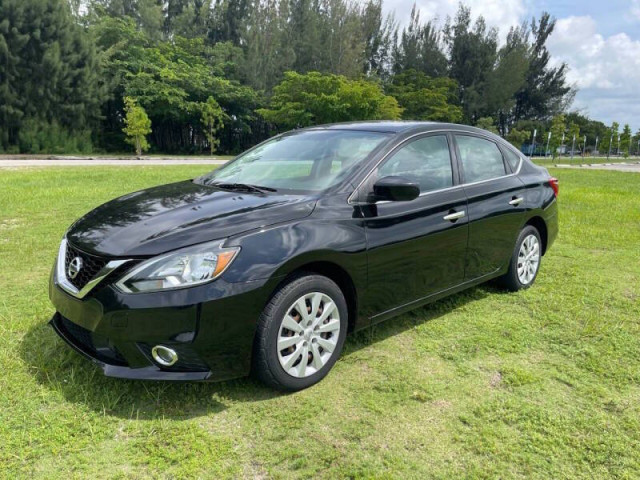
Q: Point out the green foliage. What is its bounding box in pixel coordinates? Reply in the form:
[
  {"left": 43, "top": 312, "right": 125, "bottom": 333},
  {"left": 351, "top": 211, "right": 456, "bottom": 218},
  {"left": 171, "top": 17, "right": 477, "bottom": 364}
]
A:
[
  {"left": 514, "top": 13, "right": 574, "bottom": 122},
  {"left": 122, "top": 97, "right": 152, "bottom": 155},
  {"left": 0, "top": 0, "right": 103, "bottom": 151},
  {"left": 0, "top": 0, "right": 584, "bottom": 154},
  {"left": 393, "top": 6, "right": 447, "bottom": 77},
  {"left": 17, "top": 118, "right": 93, "bottom": 154},
  {"left": 387, "top": 70, "right": 462, "bottom": 122},
  {"left": 444, "top": 5, "right": 498, "bottom": 122},
  {"left": 257, "top": 71, "right": 401, "bottom": 129},
  {"left": 567, "top": 121, "right": 580, "bottom": 152},
  {"left": 201, "top": 97, "right": 225, "bottom": 155},
  {"left": 620, "top": 124, "right": 632, "bottom": 157},
  {"left": 475, "top": 117, "right": 498, "bottom": 134},
  {"left": 549, "top": 114, "right": 566, "bottom": 158},
  {"left": 505, "top": 127, "right": 530, "bottom": 149}
]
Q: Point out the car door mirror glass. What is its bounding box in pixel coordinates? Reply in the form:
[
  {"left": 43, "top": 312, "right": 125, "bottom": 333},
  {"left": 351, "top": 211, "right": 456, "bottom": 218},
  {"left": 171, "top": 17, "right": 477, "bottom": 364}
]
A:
[{"left": 373, "top": 176, "right": 420, "bottom": 202}]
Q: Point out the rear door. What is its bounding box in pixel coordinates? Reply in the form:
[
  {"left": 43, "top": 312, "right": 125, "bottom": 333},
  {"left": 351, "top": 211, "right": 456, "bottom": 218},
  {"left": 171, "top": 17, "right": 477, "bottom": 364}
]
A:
[
  {"left": 360, "top": 133, "right": 469, "bottom": 320},
  {"left": 453, "top": 134, "right": 527, "bottom": 280}
]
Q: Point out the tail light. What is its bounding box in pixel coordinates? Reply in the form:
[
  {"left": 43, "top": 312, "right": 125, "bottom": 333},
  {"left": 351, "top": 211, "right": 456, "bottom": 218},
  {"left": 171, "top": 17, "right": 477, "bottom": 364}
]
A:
[{"left": 548, "top": 177, "right": 559, "bottom": 197}]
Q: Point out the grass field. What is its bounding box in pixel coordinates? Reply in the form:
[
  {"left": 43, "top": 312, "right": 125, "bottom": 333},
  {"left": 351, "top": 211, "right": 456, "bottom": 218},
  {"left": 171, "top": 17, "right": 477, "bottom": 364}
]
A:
[
  {"left": 1, "top": 166, "right": 639, "bottom": 478},
  {"left": 533, "top": 155, "right": 640, "bottom": 166}
]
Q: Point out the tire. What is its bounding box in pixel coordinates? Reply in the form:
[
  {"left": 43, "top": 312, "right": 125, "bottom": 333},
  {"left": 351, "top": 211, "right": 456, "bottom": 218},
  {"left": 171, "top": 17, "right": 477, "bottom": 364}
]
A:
[
  {"left": 252, "top": 273, "right": 348, "bottom": 391},
  {"left": 498, "top": 225, "right": 542, "bottom": 292}
]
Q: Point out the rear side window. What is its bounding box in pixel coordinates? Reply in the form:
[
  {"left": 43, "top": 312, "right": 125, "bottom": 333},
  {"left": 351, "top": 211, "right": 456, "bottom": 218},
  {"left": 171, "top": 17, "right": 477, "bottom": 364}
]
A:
[
  {"left": 456, "top": 135, "right": 506, "bottom": 183},
  {"left": 503, "top": 148, "right": 521, "bottom": 171},
  {"left": 378, "top": 135, "right": 453, "bottom": 193}
]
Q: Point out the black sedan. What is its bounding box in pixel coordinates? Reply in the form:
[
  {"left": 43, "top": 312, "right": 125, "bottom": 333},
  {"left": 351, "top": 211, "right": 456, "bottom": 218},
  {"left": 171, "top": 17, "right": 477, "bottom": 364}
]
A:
[{"left": 49, "top": 122, "right": 558, "bottom": 391}]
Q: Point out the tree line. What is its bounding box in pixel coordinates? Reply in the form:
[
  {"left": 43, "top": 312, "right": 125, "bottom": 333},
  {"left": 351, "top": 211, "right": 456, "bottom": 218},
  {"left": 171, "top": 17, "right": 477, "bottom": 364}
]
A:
[{"left": 0, "top": 0, "right": 636, "bottom": 155}]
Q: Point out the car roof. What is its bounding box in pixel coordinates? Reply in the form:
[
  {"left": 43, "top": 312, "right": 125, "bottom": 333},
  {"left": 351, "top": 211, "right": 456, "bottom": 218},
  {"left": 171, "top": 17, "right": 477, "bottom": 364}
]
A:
[{"left": 305, "top": 121, "right": 495, "bottom": 136}]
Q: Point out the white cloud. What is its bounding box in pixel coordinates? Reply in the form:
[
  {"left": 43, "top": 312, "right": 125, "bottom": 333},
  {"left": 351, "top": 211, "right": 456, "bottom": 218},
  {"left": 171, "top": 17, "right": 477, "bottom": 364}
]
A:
[
  {"left": 631, "top": 0, "right": 640, "bottom": 21},
  {"left": 547, "top": 15, "right": 640, "bottom": 128},
  {"left": 385, "top": 0, "right": 526, "bottom": 41},
  {"left": 383, "top": 2, "right": 639, "bottom": 129}
]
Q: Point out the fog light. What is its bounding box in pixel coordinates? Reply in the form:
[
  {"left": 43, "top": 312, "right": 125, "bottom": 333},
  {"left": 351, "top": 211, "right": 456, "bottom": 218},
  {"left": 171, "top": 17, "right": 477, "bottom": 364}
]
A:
[{"left": 151, "top": 345, "right": 178, "bottom": 366}]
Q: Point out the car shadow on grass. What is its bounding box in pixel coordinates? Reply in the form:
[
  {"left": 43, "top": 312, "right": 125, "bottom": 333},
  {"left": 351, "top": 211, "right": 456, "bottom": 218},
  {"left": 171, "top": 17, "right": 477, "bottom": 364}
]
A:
[{"left": 20, "top": 283, "right": 495, "bottom": 420}]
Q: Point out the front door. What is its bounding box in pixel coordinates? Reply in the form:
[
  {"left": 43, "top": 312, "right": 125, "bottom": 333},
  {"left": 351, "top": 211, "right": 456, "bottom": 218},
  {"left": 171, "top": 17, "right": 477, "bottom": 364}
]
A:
[{"left": 359, "top": 134, "right": 469, "bottom": 321}]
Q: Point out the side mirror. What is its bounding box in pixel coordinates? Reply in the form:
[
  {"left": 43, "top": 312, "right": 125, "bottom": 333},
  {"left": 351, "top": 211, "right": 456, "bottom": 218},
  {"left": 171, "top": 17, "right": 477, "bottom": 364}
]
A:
[{"left": 373, "top": 176, "right": 420, "bottom": 202}]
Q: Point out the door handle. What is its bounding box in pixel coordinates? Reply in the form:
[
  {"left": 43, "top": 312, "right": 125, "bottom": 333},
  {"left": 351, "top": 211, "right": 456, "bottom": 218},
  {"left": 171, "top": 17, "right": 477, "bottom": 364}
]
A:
[
  {"left": 509, "top": 197, "right": 524, "bottom": 206},
  {"left": 443, "top": 210, "right": 465, "bottom": 221}
]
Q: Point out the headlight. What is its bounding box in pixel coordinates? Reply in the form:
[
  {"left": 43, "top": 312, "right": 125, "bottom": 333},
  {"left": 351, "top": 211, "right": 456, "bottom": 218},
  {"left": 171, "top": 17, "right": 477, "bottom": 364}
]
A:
[{"left": 115, "top": 240, "right": 239, "bottom": 293}]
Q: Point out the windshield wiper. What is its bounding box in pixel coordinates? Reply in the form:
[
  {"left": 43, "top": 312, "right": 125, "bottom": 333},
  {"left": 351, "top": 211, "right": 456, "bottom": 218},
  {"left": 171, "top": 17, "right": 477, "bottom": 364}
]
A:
[{"left": 209, "top": 182, "right": 277, "bottom": 193}]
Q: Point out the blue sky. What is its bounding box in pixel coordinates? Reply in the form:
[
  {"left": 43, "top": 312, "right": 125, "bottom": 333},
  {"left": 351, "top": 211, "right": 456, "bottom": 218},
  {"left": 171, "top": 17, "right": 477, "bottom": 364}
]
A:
[{"left": 385, "top": 0, "right": 640, "bottom": 131}]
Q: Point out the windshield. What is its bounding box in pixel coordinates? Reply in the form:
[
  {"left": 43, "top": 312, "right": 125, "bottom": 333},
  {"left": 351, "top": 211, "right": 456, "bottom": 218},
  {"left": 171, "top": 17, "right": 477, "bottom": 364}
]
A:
[{"left": 196, "top": 130, "right": 391, "bottom": 192}]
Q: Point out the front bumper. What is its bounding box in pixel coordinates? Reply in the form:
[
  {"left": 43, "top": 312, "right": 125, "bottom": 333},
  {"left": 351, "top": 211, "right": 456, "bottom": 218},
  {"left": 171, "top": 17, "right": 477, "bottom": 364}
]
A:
[{"left": 49, "top": 265, "right": 279, "bottom": 381}]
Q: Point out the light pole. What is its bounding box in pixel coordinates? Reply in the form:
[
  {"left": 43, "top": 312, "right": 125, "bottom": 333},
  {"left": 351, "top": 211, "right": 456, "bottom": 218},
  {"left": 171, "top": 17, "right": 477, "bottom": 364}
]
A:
[
  {"left": 571, "top": 134, "right": 576, "bottom": 161},
  {"left": 617, "top": 134, "right": 621, "bottom": 156},
  {"left": 561, "top": 132, "right": 565, "bottom": 157},
  {"left": 583, "top": 135, "right": 587, "bottom": 159},
  {"left": 608, "top": 132, "right": 613, "bottom": 159},
  {"left": 531, "top": 129, "right": 537, "bottom": 158},
  {"left": 595, "top": 136, "right": 599, "bottom": 155},
  {"left": 545, "top": 131, "right": 551, "bottom": 158}
]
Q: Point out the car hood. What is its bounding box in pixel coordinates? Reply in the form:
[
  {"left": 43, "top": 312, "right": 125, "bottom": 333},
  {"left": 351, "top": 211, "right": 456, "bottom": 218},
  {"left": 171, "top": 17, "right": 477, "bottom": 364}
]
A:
[{"left": 66, "top": 180, "right": 316, "bottom": 257}]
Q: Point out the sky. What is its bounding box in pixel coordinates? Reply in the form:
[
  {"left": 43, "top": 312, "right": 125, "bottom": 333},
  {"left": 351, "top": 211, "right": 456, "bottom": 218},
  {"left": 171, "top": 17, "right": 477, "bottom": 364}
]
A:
[{"left": 383, "top": 0, "right": 640, "bottom": 132}]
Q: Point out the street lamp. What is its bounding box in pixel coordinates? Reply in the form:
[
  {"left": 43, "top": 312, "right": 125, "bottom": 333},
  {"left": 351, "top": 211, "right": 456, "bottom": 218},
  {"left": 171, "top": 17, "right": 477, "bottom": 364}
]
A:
[
  {"left": 545, "top": 131, "right": 551, "bottom": 158},
  {"left": 531, "top": 129, "right": 537, "bottom": 158},
  {"left": 583, "top": 135, "right": 586, "bottom": 159},
  {"left": 571, "top": 134, "right": 576, "bottom": 161},
  {"left": 608, "top": 132, "right": 613, "bottom": 159},
  {"left": 595, "top": 136, "right": 599, "bottom": 155}
]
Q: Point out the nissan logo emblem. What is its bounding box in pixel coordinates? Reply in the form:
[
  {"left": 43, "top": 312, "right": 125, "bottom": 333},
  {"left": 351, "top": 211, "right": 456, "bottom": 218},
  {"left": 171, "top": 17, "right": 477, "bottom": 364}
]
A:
[{"left": 67, "top": 256, "right": 83, "bottom": 280}]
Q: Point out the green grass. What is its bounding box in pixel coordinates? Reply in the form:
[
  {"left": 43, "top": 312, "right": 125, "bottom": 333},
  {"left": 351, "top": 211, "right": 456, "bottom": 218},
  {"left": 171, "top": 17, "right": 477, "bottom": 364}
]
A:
[
  {"left": 1, "top": 166, "right": 639, "bottom": 478},
  {"left": 533, "top": 155, "right": 640, "bottom": 166}
]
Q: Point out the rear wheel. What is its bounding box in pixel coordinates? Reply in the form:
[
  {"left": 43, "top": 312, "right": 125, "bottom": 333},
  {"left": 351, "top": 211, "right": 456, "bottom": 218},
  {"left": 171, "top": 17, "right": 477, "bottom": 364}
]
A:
[
  {"left": 498, "top": 225, "right": 542, "bottom": 291},
  {"left": 252, "top": 273, "right": 348, "bottom": 391}
]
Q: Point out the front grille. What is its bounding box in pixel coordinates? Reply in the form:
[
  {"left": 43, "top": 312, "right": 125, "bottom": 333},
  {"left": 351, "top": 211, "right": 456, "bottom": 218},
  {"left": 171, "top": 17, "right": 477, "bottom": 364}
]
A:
[
  {"left": 64, "top": 243, "right": 109, "bottom": 290},
  {"left": 59, "top": 315, "right": 126, "bottom": 365},
  {"left": 138, "top": 343, "right": 209, "bottom": 372}
]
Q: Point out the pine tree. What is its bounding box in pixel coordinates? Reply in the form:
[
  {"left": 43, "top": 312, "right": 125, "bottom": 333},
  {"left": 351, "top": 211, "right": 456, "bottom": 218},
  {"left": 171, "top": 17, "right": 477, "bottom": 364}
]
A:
[{"left": 0, "top": 0, "right": 103, "bottom": 151}]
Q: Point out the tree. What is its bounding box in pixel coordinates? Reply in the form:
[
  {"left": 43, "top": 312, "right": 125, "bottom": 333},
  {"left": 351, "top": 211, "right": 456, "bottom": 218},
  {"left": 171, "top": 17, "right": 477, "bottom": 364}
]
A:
[
  {"left": 0, "top": 0, "right": 103, "bottom": 152},
  {"left": 482, "top": 25, "right": 530, "bottom": 133},
  {"left": 548, "top": 114, "right": 566, "bottom": 158},
  {"left": 201, "top": 96, "right": 225, "bottom": 154},
  {"left": 620, "top": 124, "right": 632, "bottom": 157},
  {"left": 386, "top": 70, "right": 462, "bottom": 122},
  {"left": 567, "top": 121, "right": 580, "bottom": 154},
  {"left": 257, "top": 71, "right": 401, "bottom": 129},
  {"left": 122, "top": 96, "right": 152, "bottom": 155},
  {"left": 514, "top": 13, "right": 573, "bottom": 122},
  {"left": 392, "top": 5, "right": 447, "bottom": 78},
  {"left": 475, "top": 117, "right": 498, "bottom": 134},
  {"left": 443, "top": 5, "right": 498, "bottom": 122},
  {"left": 506, "top": 128, "right": 529, "bottom": 150}
]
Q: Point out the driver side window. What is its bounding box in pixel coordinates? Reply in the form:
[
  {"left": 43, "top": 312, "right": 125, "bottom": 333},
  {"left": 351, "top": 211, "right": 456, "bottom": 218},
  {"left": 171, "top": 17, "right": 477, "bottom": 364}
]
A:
[{"left": 378, "top": 135, "right": 453, "bottom": 193}]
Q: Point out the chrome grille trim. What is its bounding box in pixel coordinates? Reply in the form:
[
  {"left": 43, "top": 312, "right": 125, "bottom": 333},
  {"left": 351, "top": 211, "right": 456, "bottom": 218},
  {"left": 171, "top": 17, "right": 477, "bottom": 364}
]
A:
[{"left": 56, "top": 238, "right": 131, "bottom": 299}]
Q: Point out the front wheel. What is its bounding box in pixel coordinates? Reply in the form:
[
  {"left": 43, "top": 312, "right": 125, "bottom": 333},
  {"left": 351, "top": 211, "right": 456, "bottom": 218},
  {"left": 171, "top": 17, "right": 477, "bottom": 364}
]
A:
[
  {"left": 498, "top": 225, "right": 542, "bottom": 291},
  {"left": 252, "top": 273, "right": 348, "bottom": 391}
]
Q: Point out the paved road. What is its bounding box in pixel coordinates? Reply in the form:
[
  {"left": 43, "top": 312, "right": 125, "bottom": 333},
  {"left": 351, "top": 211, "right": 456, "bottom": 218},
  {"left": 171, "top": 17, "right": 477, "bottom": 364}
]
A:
[
  {"left": 0, "top": 157, "right": 229, "bottom": 167},
  {"left": 553, "top": 162, "right": 640, "bottom": 173}
]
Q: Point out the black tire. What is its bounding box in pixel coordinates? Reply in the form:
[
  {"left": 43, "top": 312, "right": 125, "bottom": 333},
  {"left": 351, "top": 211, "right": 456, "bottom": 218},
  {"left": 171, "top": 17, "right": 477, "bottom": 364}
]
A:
[
  {"left": 252, "top": 272, "right": 348, "bottom": 391},
  {"left": 498, "top": 225, "right": 542, "bottom": 292}
]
